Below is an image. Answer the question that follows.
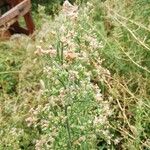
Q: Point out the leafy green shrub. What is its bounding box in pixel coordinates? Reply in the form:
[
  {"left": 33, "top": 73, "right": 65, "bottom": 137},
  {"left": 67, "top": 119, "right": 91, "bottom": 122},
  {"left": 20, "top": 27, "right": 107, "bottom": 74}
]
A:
[{"left": 0, "top": 0, "right": 150, "bottom": 149}]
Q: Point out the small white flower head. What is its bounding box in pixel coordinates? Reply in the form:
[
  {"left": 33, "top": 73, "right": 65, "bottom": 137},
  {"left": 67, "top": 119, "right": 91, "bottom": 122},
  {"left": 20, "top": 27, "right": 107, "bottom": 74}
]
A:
[{"left": 62, "top": 0, "right": 78, "bottom": 20}]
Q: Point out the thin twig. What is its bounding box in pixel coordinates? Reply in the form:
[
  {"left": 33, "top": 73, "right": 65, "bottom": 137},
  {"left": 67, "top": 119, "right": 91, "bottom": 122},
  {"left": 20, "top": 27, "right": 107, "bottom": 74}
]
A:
[
  {"left": 65, "top": 105, "right": 72, "bottom": 150},
  {"left": 111, "top": 15, "right": 150, "bottom": 51},
  {"left": 116, "top": 99, "right": 133, "bottom": 133},
  {"left": 0, "top": 71, "right": 21, "bottom": 75},
  {"left": 107, "top": 7, "right": 150, "bottom": 32},
  {"left": 115, "top": 40, "right": 150, "bottom": 74}
]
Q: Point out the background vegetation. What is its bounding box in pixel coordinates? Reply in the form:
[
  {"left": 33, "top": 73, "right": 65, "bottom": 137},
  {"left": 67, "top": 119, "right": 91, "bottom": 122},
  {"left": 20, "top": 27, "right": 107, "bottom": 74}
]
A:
[{"left": 0, "top": 0, "right": 150, "bottom": 149}]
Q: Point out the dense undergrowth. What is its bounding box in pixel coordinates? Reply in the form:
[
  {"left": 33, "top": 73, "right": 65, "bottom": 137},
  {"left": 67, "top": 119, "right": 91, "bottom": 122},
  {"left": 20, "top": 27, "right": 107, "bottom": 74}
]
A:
[{"left": 0, "top": 0, "right": 150, "bottom": 149}]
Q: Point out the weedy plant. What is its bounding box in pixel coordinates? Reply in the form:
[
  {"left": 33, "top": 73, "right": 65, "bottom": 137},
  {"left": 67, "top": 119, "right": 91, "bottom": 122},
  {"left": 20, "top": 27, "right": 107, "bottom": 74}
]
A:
[{"left": 0, "top": 0, "right": 150, "bottom": 150}]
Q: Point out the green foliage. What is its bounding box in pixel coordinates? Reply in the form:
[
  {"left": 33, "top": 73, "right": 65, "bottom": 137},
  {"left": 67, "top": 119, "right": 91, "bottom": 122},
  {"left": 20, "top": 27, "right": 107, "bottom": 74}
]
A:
[
  {"left": 0, "top": 43, "right": 25, "bottom": 94},
  {"left": 32, "top": 0, "right": 62, "bottom": 15},
  {"left": 0, "top": 0, "right": 150, "bottom": 149}
]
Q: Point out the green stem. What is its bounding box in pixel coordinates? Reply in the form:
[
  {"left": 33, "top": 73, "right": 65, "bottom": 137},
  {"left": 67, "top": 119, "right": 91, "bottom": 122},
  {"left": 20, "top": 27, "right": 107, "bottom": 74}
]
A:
[{"left": 65, "top": 105, "right": 72, "bottom": 150}]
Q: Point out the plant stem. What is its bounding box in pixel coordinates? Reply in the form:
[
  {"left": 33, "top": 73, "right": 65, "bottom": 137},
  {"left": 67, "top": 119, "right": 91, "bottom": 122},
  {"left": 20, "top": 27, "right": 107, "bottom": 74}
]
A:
[{"left": 65, "top": 105, "right": 72, "bottom": 150}]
